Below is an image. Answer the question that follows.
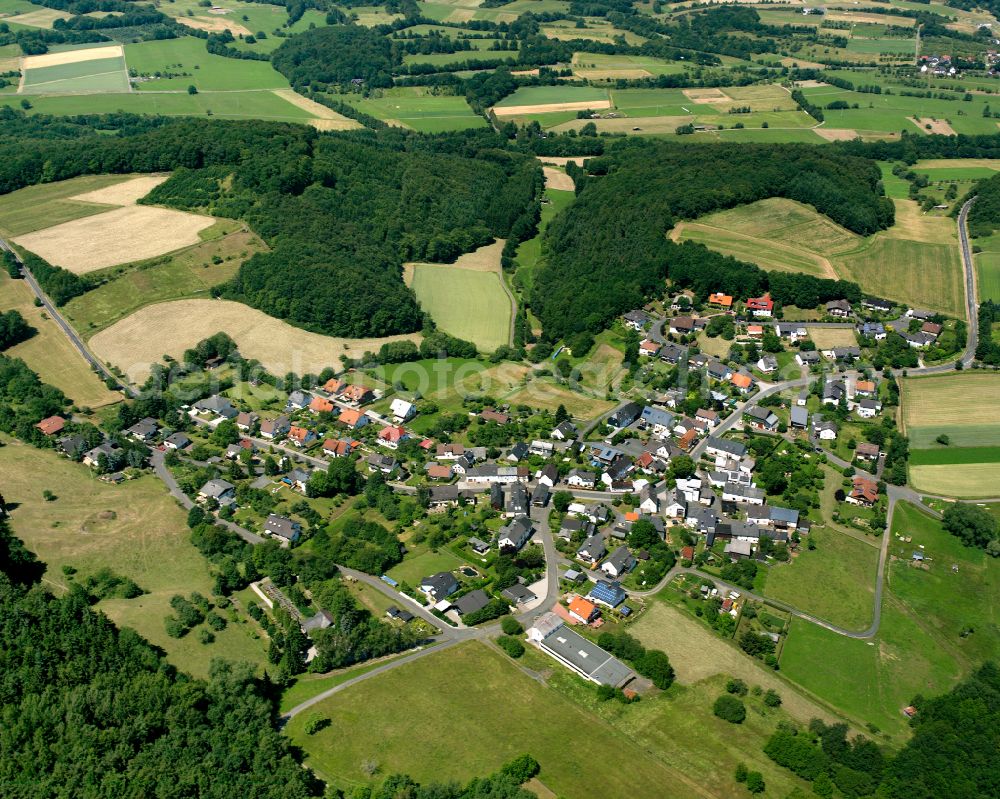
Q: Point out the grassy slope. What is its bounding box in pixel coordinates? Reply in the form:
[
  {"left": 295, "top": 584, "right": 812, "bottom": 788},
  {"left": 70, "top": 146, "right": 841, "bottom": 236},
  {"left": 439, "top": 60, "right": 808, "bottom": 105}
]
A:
[
  {"left": 781, "top": 501, "right": 998, "bottom": 738},
  {"left": 0, "top": 437, "right": 269, "bottom": 678},
  {"left": 125, "top": 36, "right": 290, "bottom": 91},
  {"left": 763, "top": 527, "right": 879, "bottom": 631},
  {"left": 0, "top": 274, "right": 121, "bottom": 408},
  {"left": 410, "top": 264, "right": 510, "bottom": 351}
]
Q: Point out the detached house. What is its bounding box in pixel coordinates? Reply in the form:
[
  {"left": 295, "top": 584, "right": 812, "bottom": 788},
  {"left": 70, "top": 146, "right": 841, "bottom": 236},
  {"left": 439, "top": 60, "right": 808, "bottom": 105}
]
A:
[
  {"left": 339, "top": 385, "right": 374, "bottom": 406},
  {"left": 260, "top": 415, "right": 290, "bottom": 440},
  {"left": 420, "top": 572, "right": 459, "bottom": 601},
  {"left": 497, "top": 517, "right": 533, "bottom": 552},
  {"left": 608, "top": 402, "right": 642, "bottom": 429},
  {"left": 745, "top": 406, "right": 779, "bottom": 432},
  {"left": 194, "top": 396, "right": 238, "bottom": 420},
  {"left": 390, "top": 398, "right": 416, "bottom": 422},
  {"left": 826, "top": 299, "right": 852, "bottom": 318},
  {"left": 640, "top": 405, "right": 675, "bottom": 436},
  {"left": 338, "top": 408, "right": 368, "bottom": 430},
  {"left": 848, "top": 476, "right": 879, "bottom": 507},
  {"left": 708, "top": 292, "right": 733, "bottom": 309},
  {"left": 323, "top": 438, "right": 355, "bottom": 458},
  {"left": 287, "top": 426, "right": 315, "bottom": 447},
  {"left": 551, "top": 420, "right": 577, "bottom": 440},
  {"left": 746, "top": 293, "right": 773, "bottom": 318},
  {"left": 730, "top": 372, "right": 755, "bottom": 393},
  {"left": 577, "top": 533, "right": 607, "bottom": 563},
  {"left": 856, "top": 442, "right": 880, "bottom": 461},
  {"left": 309, "top": 397, "right": 336, "bottom": 415},
  {"left": 264, "top": 514, "right": 301, "bottom": 544},
  {"left": 602, "top": 546, "right": 636, "bottom": 579},
  {"left": 566, "top": 469, "right": 597, "bottom": 489},
  {"left": 814, "top": 419, "right": 838, "bottom": 440},
  {"left": 639, "top": 339, "right": 661, "bottom": 357},
  {"left": 669, "top": 316, "right": 696, "bottom": 335},
  {"left": 623, "top": 309, "right": 650, "bottom": 331},
  {"left": 198, "top": 478, "right": 235, "bottom": 505},
  {"left": 378, "top": 425, "right": 408, "bottom": 449}
]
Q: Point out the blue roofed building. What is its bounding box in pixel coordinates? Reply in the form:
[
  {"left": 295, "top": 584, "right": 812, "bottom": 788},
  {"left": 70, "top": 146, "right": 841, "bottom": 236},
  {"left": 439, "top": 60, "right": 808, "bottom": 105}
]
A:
[{"left": 588, "top": 579, "right": 628, "bottom": 608}]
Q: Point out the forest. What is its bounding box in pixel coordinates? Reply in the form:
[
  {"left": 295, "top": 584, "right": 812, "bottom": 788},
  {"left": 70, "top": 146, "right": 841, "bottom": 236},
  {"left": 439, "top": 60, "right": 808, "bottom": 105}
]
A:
[
  {"left": 533, "top": 140, "right": 889, "bottom": 338},
  {"left": 0, "top": 111, "right": 540, "bottom": 339},
  {"left": 963, "top": 170, "right": 1000, "bottom": 238}
]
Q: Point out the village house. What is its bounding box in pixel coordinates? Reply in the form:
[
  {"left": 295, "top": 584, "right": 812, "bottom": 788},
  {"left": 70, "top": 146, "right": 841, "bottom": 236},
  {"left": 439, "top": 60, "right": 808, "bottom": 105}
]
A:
[
  {"left": 309, "top": 397, "right": 336, "bottom": 415},
  {"left": 706, "top": 360, "right": 731, "bottom": 382},
  {"left": 322, "top": 438, "right": 355, "bottom": 458},
  {"left": 722, "top": 482, "right": 765, "bottom": 505},
  {"left": 744, "top": 406, "right": 779, "bottom": 432},
  {"left": 696, "top": 408, "right": 720, "bottom": 428},
  {"left": 566, "top": 469, "right": 598, "bottom": 489},
  {"left": 264, "top": 514, "right": 301, "bottom": 544},
  {"left": 164, "top": 432, "right": 191, "bottom": 451},
  {"left": 608, "top": 402, "right": 642, "bottom": 429},
  {"left": 708, "top": 292, "right": 733, "bottom": 309},
  {"left": 126, "top": 417, "right": 158, "bottom": 442},
  {"left": 287, "top": 426, "right": 315, "bottom": 447},
  {"left": 529, "top": 439, "right": 554, "bottom": 457},
  {"left": 568, "top": 596, "right": 600, "bottom": 624},
  {"left": 623, "top": 309, "right": 650, "bottom": 331},
  {"left": 504, "top": 483, "right": 529, "bottom": 517},
  {"left": 857, "top": 398, "right": 881, "bottom": 419},
  {"left": 731, "top": 372, "right": 755, "bottom": 393},
  {"left": 639, "top": 339, "right": 661, "bottom": 357},
  {"left": 83, "top": 441, "right": 120, "bottom": 469},
  {"left": 659, "top": 343, "right": 686, "bottom": 365},
  {"left": 669, "top": 315, "right": 696, "bottom": 335},
  {"left": 825, "top": 299, "right": 852, "bottom": 318},
  {"left": 551, "top": 420, "right": 577, "bottom": 440},
  {"left": 501, "top": 583, "right": 537, "bottom": 607},
  {"left": 857, "top": 321, "right": 886, "bottom": 341},
  {"left": 286, "top": 390, "right": 312, "bottom": 411},
  {"left": 338, "top": 385, "right": 374, "bottom": 406},
  {"left": 862, "top": 297, "right": 892, "bottom": 314},
  {"left": 193, "top": 395, "right": 238, "bottom": 420},
  {"left": 480, "top": 408, "right": 510, "bottom": 425},
  {"left": 856, "top": 442, "right": 880, "bottom": 461},
  {"left": 796, "top": 350, "right": 820, "bottom": 367},
  {"left": 560, "top": 516, "right": 595, "bottom": 540},
  {"left": 531, "top": 483, "right": 550, "bottom": 507},
  {"left": 506, "top": 442, "right": 529, "bottom": 462},
  {"left": 367, "top": 453, "right": 399, "bottom": 475},
  {"left": 706, "top": 436, "right": 747, "bottom": 460},
  {"left": 814, "top": 420, "right": 838, "bottom": 440},
  {"left": 259, "top": 416, "right": 290, "bottom": 440},
  {"left": 776, "top": 322, "right": 807, "bottom": 341},
  {"left": 601, "top": 546, "right": 636, "bottom": 579},
  {"left": 235, "top": 411, "right": 258, "bottom": 432},
  {"left": 426, "top": 463, "right": 454, "bottom": 481},
  {"left": 538, "top": 463, "right": 559, "bottom": 488},
  {"left": 639, "top": 484, "right": 658, "bottom": 514},
  {"left": 746, "top": 293, "right": 773, "bottom": 318},
  {"left": 790, "top": 406, "right": 809, "bottom": 430},
  {"left": 463, "top": 465, "right": 529, "bottom": 484},
  {"left": 390, "top": 398, "right": 416, "bottom": 422},
  {"left": 454, "top": 590, "right": 491, "bottom": 618},
  {"left": 198, "top": 478, "right": 235, "bottom": 506},
  {"left": 847, "top": 476, "right": 879, "bottom": 507},
  {"left": 577, "top": 532, "right": 607, "bottom": 563},
  {"left": 640, "top": 405, "right": 675, "bottom": 436},
  {"left": 322, "top": 378, "right": 346, "bottom": 396},
  {"left": 854, "top": 379, "right": 877, "bottom": 397},
  {"left": 284, "top": 468, "right": 312, "bottom": 494},
  {"left": 497, "top": 517, "right": 533, "bottom": 552},
  {"left": 420, "top": 572, "right": 459, "bottom": 601},
  {"left": 756, "top": 355, "right": 778, "bottom": 374}
]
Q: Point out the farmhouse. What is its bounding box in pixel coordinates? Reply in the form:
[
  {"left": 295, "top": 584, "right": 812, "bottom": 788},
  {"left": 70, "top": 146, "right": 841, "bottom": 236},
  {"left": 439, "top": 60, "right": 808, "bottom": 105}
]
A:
[{"left": 528, "top": 612, "right": 634, "bottom": 687}]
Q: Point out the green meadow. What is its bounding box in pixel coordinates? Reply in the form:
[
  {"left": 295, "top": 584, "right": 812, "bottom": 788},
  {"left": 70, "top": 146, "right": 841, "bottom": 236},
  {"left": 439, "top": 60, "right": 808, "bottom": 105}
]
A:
[{"left": 126, "top": 37, "right": 291, "bottom": 91}]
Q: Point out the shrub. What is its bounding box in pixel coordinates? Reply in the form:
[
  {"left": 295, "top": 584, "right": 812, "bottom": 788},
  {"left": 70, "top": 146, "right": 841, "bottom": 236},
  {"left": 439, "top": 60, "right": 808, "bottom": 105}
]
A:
[
  {"left": 764, "top": 688, "right": 782, "bottom": 707},
  {"left": 206, "top": 612, "right": 227, "bottom": 631},
  {"left": 636, "top": 649, "right": 675, "bottom": 690},
  {"left": 745, "top": 771, "right": 765, "bottom": 794},
  {"left": 726, "top": 678, "right": 748, "bottom": 696},
  {"left": 735, "top": 762, "right": 748, "bottom": 782},
  {"left": 304, "top": 715, "right": 330, "bottom": 735},
  {"left": 500, "top": 754, "right": 540, "bottom": 784},
  {"left": 497, "top": 635, "right": 524, "bottom": 658},
  {"left": 713, "top": 694, "right": 747, "bottom": 724},
  {"left": 501, "top": 616, "right": 524, "bottom": 636},
  {"left": 198, "top": 628, "right": 215, "bottom": 644}
]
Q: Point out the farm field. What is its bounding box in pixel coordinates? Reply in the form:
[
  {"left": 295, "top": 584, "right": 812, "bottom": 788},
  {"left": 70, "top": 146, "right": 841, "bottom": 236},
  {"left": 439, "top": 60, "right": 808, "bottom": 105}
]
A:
[
  {"left": 329, "top": 86, "right": 484, "bottom": 131},
  {"left": 781, "top": 501, "right": 997, "bottom": 738},
  {"left": 13, "top": 205, "right": 216, "bottom": 274},
  {"left": 570, "top": 52, "right": 685, "bottom": 79},
  {"left": 21, "top": 52, "right": 130, "bottom": 95},
  {"left": 63, "top": 227, "right": 264, "bottom": 334},
  {"left": 88, "top": 298, "right": 423, "bottom": 383},
  {"left": 286, "top": 639, "right": 812, "bottom": 798},
  {"left": 763, "top": 527, "right": 879, "bottom": 631},
  {"left": 0, "top": 173, "right": 154, "bottom": 237},
  {"left": 0, "top": 437, "right": 269, "bottom": 678},
  {"left": 0, "top": 89, "right": 318, "bottom": 122},
  {"left": 125, "top": 37, "right": 291, "bottom": 91},
  {"left": 493, "top": 84, "right": 610, "bottom": 115},
  {"left": 405, "top": 240, "right": 512, "bottom": 352},
  {"left": 0, "top": 273, "right": 121, "bottom": 408},
  {"left": 674, "top": 197, "right": 965, "bottom": 316},
  {"left": 902, "top": 373, "right": 1000, "bottom": 495}
]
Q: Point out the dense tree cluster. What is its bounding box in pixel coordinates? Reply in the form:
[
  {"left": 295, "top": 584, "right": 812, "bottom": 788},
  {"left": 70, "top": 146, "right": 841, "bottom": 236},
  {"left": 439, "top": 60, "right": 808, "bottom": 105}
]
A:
[
  {"left": 0, "top": 310, "right": 35, "bottom": 351},
  {"left": 272, "top": 25, "right": 397, "bottom": 89},
  {"left": 942, "top": 502, "right": 999, "bottom": 555},
  {"left": 0, "top": 520, "right": 323, "bottom": 798},
  {"left": 975, "top": 300, "right": 1000, "bottom": 365},
  {"left": 0, "top": 355, "right": 69, "bottom": 445},
  {"left": 964, "top": 171, "right": 1000, "bottom": 237},
  {"left": 597, "top": 630, "right": 675, "bottom": 689},
  {"left": 534, "top": 140, "right": 889, "bottom": 338}
]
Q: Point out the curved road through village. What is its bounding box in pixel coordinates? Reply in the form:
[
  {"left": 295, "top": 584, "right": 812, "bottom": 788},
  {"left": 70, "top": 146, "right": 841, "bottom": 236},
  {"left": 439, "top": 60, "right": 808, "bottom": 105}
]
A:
[{"left": 4, "top": 198, "right": 983, "bottom": 718}]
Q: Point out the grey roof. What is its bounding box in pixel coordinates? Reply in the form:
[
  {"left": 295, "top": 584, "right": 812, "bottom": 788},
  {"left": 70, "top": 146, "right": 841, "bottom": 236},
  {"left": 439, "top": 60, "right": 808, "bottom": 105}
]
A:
[
  {"left": 454, "top": 589, "right": 491, "bottom": 616},
  {"left": 706, "top": 436, "right": 747, "bottom": 457},
  {"left": 641, "top": 406, "right": 674, "bottom": 428},
  {"left": 165, "top": 431, "right": 192, "bottom": 448},
  {"left": 531, "top": 483, "right": 551, "bottom": 505},
  {"left": 264, "top": 514, "right": 301, "bottom": 541},
  {"left": 498, "top": 517, "right": 533, "bottom": 549},
  {"left": 577, "top": 532, "right": 607, "bottom": 560},
  {"left": 199, "top": 478, "right": 234, "bottom": 499},
  {"left": 770, "top": 506, "right": 800, "bottom": 525},
  {"left": 603, "top": 545, "right": 636, "bottom": 574},
  {"left": 501, "top": 583, "right": 536, "bottom": 604},
  {"left": 790, "top": 406, "right": 809, "bottom": 426},
  {"left": 798, "top": 351, "right": 819, "bottom": 363},
  {"left": 534, "top": 613, "right": 634, "bottom": 687},
  {"left": 194, "top": 396, "right": 237, "bottom": 417},
  {"left": 420, "top": 571, "right": 459, "bottom": 598}
]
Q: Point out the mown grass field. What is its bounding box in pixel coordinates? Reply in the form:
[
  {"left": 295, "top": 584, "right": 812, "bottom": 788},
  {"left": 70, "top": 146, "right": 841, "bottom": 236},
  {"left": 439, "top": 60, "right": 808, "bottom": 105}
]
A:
[
  {"left": 63, "top": 226, "right": 264, "bottom": 335},
  {"left": 0, "top": 437, "right": 268, "bottom": 678},
  {"left": 763, "top": 527, "right": 879, "bottom": 631},
  {"left": 494, "top": 84, "right": 609, "bottom": 108},
  {"left": 0, "top": 273, "right": 121, "bottom": 408},
  {"left": 125, "top": 36, "right": 291, "bottom": 91},
  {"left": 21, "top": 55, "right": 130, "bottom": 94},
  {"left": 287, "top": 640, "right": 812, "bottom": 798},
  {"left": 408, "top": 263, "right": 511, "bottom": 351},
  {"left": 330, "top": 86, "right": 484, "bottom": 131},
  {"left": 902, "top": 373, "right": 1000, "bottom": 494}
]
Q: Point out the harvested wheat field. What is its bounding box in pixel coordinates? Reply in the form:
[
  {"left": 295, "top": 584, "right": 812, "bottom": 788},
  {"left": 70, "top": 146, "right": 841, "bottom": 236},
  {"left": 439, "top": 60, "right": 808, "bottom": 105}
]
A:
[
  {"left": 90, "top": 299, "right": 423, "bottom": 383},
  {"left": 814, "top": 128, "right": 859, "bottom": 142},
  {"left": 575, "top": 68, "right": 651, "bottom": 80},
  {"left": 13, "top": 206, "right": 215, "bottom": 274},
  {"left": 178, "top": 15, "right": 252, "bottom": 35},
  {"left": 536, "top": 156, "right": 586, "bottom": 167},
  {"left": 909, "top": 117, "right": 956, "bottom": 136},
  {"left": 272, "top": 90, "right": 362, "bottom": 130},
  {"left": 5, "top": 8, "right": 70, "bottom": 27},
  {"left": 70, "top": 175, "right": 169, "bottom": 206},
  {"left": 493, "top": 99, "right": 611, "bottom": 116},
  {"left": 883, "top": 199, "right": 956, "bottom": 245},
  {"left": 542, "top": 167, "right": 574, "bottom": 191},
  {"left": 682, "top": 87, "right": 729, "bottom": 104},
  {"left": 403, "top": 238, "right": 505, "bottom": 284},
  {"left": 22, "top": 44, "right": 123, "bottom": 70}
]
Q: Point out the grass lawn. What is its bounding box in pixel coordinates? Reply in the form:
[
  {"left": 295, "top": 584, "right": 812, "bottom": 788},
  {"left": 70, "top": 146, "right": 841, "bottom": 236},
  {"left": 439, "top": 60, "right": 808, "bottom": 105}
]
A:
[
  {"left": 0, "top": 437, "right": 268, "bottom": 678},
  {"left": 0, "top": 273, "right": 121, "bottom": 408},
  {"left": 62, "top": 227, "right": 265, "bottom": 335},
  {"left": 0, "top": 89, "right": 316, "bottom": 122},
  {"left": 0, "top": 173, "right": 143, "bottom": 237},
  {"left": 278, "top": 651, "right": 426, "bottom": 713},
  {"left": 409, "top": 263, "right": 511, "bottom": 351},
  {"left": 286, "top": 640, "right": 769, "bottom": 798},
  {"left": 763, "top": 527, "right": 879, "bottom": 631},
  {"left": 125, "top": 36, "right": 290, "bottom": 91},
  {"left": 385, "top": 545, "right": 466, "bottom": 586},
  {"left": 781, "top": 501, "right": 996, "bottom": 739}
]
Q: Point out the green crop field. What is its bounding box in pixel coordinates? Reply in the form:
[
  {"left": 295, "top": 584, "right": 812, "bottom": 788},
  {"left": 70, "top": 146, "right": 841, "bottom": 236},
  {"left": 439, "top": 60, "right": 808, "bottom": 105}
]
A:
[
  {"left": 125, "top": 37, "right": 290, "bottom": 91},
  {"left": 572, "top": 52, "right": 686, "bottom": 77},
  {"left": 978, "top": 252, "right": 1000, "bottom": 302},
  {"left": 908, "top": 446, "right": 1000, "bottom": 465},
  {"left": 494, "top": 84, "right": 609, "bottom": 107},
  {"left": 330, "top": 87, "right": 484, "bottom": 131},
  {"left": 845, "top": 37, "right": 917, "bottom": 54},
  {"left": 0, "top": 437, "right": 268, "bottom": 678},
  {"left": 0, "top": 89, "right": 316, "bottom": 121},
  {"left": 515, "top": 185, "right": 574, "bottom": 299},
  {"left": 409, "top": 264, "right": 511, "bottom": 351},
  {"left": 22, "top": 55, "right": 129, "bottom": 94},
  {"left": 63, "top": 227, "right": 264, "bottom": 335},
  {"left": 286, "top": 640, "right": 812, "bottom": 798},
  {"left": 763, "top": 527, "right": 879, "bottom": 631},
  {"left": 609, "top": 87, "right": 693, "bottom": 116}
]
